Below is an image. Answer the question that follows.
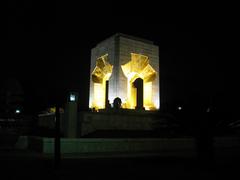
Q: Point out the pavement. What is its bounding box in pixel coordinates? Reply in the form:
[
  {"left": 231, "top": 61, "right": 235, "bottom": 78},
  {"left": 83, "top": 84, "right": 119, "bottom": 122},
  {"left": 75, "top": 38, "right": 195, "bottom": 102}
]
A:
[{"left": 1, "top": 148, "right": 240, "bottom": 180}]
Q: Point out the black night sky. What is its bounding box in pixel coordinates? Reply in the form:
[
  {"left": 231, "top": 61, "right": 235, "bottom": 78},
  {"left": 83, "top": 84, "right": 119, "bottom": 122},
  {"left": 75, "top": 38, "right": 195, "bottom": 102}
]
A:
[{"left": 5, "top": 1, "right": 239, "bottom": 114}]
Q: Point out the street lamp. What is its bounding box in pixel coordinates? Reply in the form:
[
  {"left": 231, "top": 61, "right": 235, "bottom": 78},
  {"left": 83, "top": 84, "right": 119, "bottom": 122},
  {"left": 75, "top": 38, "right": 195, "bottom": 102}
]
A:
[
  {"left": 177, "top": 106, "right": 182, "bottom": 111},
  {"left": 15, "top": 109, "right": 21, "bottom": 114}
]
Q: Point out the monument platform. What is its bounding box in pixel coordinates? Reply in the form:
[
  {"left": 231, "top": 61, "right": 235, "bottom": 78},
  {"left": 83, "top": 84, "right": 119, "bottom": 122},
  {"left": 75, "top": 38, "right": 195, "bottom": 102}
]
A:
[
  {"left": 15, "top": 136, "right": 196, "bottom": 157},
  {"left": 80, "top": 109, "right": 163, "bottom": 136},
  {"left": 38, "top": 110, "right": 176, "bottom": 138},
  {"left": 15, "top": 136, "right": 240, "bottom": 158}
]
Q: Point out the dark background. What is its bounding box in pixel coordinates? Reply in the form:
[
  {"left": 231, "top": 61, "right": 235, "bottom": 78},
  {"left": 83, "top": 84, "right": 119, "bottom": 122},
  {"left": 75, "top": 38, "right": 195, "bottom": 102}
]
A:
[{"left": 5, "top": 1, "right": 239, "bottom": 114}]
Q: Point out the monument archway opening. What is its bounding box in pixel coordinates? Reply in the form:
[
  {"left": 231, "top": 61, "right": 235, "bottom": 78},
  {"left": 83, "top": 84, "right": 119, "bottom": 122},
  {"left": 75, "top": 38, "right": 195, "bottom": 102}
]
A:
[
  {"left": 133, "top": 78, "right": 144, "bottom": 110},
  {"left": 91, "top": 54, "right": 113, "bottom": 110},
  {"left": 121, "top": 53, "right": 157, "bottom": 110}
]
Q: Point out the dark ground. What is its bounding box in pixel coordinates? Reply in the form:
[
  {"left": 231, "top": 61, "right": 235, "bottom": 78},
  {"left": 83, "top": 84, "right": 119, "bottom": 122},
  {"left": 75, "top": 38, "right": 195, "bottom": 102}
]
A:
[{"left": 1, "top": 149, "right": 240, "bottom": 180}]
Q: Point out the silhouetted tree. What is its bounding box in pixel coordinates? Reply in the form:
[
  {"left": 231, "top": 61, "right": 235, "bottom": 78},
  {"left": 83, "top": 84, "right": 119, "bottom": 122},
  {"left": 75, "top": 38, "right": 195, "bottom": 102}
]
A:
[{"left": 0, "top": 78, "right": 24, "bottom": 116}]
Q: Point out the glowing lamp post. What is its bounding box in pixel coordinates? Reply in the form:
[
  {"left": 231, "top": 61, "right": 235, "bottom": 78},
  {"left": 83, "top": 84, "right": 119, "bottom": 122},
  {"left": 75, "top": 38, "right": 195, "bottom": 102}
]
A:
[{"left": 15, "top": 109, "right": 21, "bottom": 114}]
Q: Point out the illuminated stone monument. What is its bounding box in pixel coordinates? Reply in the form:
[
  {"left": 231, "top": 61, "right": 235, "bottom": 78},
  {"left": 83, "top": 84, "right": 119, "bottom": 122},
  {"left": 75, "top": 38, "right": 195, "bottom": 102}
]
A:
[{"left": 89, "top": 33, "right": 160, "bottom": 110}]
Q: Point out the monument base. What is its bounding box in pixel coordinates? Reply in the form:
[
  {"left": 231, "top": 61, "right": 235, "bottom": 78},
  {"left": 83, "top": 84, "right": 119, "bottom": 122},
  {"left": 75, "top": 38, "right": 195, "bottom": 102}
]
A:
[
  {"left": 80, "top": 109, "right": 160, "bottom": 137},
  {"left": 38, "top": 110, "right": 172, "bottom": 138}
]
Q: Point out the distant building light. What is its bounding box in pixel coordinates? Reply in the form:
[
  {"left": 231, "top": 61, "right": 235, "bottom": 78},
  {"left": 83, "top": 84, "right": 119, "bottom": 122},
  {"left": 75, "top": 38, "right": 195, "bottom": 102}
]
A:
[
  {"left": 15, "top": 109, "right": 21, "bottom": 114},
  {"left": 70, "top": 94, "right": 76, "bottom": 102},
  {"left": 177, "top": 106, "right": 182, "bottom": 111}
]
